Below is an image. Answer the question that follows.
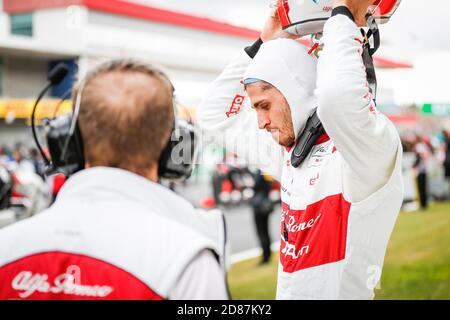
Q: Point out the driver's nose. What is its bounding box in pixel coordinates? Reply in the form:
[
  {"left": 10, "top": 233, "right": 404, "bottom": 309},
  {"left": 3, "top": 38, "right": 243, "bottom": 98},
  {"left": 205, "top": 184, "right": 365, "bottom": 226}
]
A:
[{"left": 257, "top": 111, "right": 270, "bottom": 130}]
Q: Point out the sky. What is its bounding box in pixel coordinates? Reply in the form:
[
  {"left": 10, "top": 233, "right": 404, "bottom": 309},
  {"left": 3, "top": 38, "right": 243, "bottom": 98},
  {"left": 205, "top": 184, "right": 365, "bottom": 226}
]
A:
[
  {"left": 132, "top": 0, "right": 450, "bottom": 63},
  {"left": 131, "top": 0, "right": 450, "bottom": 104}
]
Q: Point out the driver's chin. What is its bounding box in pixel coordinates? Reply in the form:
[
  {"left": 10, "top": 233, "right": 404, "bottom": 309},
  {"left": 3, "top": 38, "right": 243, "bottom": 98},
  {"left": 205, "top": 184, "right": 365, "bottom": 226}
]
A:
[
  {"left": 280, "top": 138, "right": 295, "bottom": 148},
  {"left": 269, "top": 130, "right": 280, "bottom": 144},
  {"left": 272, "top": 131, "right": 294, "bottom": 148}
]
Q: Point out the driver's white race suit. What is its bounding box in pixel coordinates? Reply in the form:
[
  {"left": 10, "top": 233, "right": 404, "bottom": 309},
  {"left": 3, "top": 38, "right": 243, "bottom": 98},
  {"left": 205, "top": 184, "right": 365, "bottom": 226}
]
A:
[{"left": 198, "top": 14, "right": 404, "bottom": 299}]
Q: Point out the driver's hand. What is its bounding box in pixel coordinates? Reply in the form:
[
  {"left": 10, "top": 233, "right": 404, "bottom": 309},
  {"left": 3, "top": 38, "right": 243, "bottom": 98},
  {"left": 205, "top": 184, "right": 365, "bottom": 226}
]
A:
[
  {"left": 260, "top": 9, "right": 298, "bottom": 42},
  {"left": 332, "top": 0, "right": 377, "bottom": 27}
]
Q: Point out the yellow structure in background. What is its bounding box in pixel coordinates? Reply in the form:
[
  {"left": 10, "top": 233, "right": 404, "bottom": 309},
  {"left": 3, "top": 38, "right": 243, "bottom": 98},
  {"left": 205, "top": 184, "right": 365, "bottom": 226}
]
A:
[
  {"left": 0, "top": 99, "right": 197, "bottom": 122},
  {"left": 0, "top": 99, "right": 72, "bottom": 120}
]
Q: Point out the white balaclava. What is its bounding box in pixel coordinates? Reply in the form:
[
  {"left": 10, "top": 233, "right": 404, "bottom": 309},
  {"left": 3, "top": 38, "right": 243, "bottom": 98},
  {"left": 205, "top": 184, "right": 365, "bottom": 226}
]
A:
[{"left": 243, "top": 38, "right": 318, "bottom": 138}]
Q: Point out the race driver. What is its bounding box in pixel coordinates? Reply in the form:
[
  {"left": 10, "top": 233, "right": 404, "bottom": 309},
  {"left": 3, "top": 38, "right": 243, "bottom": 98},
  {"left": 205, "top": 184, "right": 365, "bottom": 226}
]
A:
[{"left": 198, "top": 0, "right": 404, "bottom": 299}]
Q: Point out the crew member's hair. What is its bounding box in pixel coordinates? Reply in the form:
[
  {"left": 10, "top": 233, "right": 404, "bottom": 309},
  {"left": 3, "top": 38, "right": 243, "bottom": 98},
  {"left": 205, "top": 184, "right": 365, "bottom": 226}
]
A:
[{"left": 73, "top": 59, "right": 174, "bottom": 176}]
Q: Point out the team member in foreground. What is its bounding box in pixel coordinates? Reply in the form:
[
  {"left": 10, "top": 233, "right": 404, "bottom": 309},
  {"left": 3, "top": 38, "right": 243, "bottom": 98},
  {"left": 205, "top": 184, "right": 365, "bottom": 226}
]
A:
[
  {"left": 198, "top": 0, "right": 403, "bottom": 299},
  {"left": 0, "top": 60, "right": 228, "bottom": 300}
]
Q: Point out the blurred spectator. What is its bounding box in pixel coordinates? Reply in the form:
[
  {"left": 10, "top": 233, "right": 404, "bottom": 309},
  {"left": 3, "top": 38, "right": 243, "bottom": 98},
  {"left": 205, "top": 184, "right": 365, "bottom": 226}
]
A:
[
  {"left": 0, "top": 165, "right": 13, "bottom": 210},
  {"left": 0, "top": 146, "right": 11, "bottom": 164},
  {"left": 444, "top": 130, "right": 450, "bottom": 199},
  {"left": 413, "top": 135, "right": 433, "bottom": 210},
  {"left": 11, "top": 147, "right": 35, "bottom": 174},
  {"left": 250, "top": 170, "right": 274, "bottom": 265},
  {"left": 0, "top": 145, "right": 51, "bottom": 219}
]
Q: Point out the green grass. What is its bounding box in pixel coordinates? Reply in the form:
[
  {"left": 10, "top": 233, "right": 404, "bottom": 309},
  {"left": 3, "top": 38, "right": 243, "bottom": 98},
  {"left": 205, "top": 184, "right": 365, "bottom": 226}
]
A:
[{"left": 228, "top": 202, "right": 450, "bottom": 300}]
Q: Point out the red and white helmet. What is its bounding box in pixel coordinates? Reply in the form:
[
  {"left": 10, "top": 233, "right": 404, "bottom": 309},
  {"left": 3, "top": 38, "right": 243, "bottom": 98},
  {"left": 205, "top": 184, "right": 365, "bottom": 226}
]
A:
[{"left": 276, "top": 0, "right": 402, "bottom": 36}]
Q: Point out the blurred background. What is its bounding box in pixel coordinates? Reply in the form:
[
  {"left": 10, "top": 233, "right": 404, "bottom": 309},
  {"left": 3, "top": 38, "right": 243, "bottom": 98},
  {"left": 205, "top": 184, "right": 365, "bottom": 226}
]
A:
[{"left": 0, "top": 0, "right": 449, "bottom": 299}]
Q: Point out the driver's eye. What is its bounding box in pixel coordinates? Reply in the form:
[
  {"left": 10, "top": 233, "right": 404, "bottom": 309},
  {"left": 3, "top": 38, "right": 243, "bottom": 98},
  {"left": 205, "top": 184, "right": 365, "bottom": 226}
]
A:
[{"left": 252, "top": 102, "right": 269, "bottom": 110}]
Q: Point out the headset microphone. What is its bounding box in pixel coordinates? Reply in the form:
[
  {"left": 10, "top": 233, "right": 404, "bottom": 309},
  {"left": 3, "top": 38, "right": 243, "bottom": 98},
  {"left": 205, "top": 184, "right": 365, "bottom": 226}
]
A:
[
  {"left": 48, "top": 64, "right": 69, "bottom": 85},
  {"left": 31, "top": 63, "right": 69, "bottom": 168}
]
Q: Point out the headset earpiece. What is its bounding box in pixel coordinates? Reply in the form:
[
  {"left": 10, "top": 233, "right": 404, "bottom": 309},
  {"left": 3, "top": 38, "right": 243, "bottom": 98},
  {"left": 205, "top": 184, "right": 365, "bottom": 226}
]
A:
[
  {"left": 45, "top": 113, "right": 84, "bottom": 176},
  {"left": 158, "top": 119, "right": 198, "bottom": 180}
]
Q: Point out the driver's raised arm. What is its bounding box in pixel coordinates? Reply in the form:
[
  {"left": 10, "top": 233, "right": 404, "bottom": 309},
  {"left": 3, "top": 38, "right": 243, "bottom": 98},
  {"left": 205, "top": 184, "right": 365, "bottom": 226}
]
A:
[{"left": 316, "top": 4, "right": 401, "bottom": 202}]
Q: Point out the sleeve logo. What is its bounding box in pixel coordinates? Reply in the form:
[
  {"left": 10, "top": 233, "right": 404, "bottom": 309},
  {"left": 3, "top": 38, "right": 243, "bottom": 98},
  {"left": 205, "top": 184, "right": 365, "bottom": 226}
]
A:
[{"left": 226, "top": 94, "right": 245, "bottom": 118}]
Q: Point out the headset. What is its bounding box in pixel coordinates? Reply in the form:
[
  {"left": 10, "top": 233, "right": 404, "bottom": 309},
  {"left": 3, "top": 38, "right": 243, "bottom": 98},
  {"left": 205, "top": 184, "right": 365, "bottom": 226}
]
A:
[{"left": 31, "top": 61, "right": 198, "bottom": 180}]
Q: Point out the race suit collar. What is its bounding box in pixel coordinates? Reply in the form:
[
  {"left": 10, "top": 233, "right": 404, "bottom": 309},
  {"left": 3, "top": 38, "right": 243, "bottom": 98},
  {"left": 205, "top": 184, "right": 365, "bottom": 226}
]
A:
[{"left": 285, "top": 132, "right": 330, "bottom": 153}]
